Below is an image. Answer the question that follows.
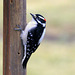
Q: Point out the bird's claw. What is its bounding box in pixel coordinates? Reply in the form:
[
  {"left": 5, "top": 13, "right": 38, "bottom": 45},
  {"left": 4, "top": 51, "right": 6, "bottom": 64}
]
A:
[
  {"left": 14, "top": 25, "right": 22, "bottom": 31},
  {"left": 16, "top": 25, "right": 21, "bottom": 28}
]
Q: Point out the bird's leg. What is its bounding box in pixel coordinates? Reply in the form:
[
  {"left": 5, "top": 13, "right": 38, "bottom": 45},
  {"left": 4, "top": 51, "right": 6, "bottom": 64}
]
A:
[{"left": 14, "top": 25, "right": 22, "bottom": 31}]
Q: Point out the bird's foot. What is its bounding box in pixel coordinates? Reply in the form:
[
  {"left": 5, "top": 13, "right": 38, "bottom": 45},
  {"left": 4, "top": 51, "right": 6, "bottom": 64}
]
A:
[{"left": 14, "top": 25, "right": 22, "bottom": 31}]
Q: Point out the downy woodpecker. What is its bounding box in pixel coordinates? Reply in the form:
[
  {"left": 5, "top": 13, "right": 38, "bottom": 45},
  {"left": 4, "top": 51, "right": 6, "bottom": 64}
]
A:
[{"left": 15, "top": 13, "right": 46, "bottom": 69}]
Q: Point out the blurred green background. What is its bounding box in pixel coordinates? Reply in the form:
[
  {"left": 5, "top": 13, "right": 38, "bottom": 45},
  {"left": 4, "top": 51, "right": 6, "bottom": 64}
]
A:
[{"left": 1, "top": 0, "right": 75, "bottom": 75}]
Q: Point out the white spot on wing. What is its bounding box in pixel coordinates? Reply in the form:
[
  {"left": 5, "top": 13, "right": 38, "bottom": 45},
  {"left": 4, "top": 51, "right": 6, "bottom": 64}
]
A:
[
  {"left": 35, "top": 44, "right": 37, "bottom": 46},
  {"left": 27, "top": 49, "right": 30, "bottom": 51},
  {"left": 28, "top": 37, "right": 30, "bottom": 39},
  {"left": 27, "top": 40, "right": 29, "bottom": 43},
  {"left": 31, "top": 34, "right": 33, "bottom": 37},
  {"left": 27, "top": 44, "right": 30, "bottom": 47}
]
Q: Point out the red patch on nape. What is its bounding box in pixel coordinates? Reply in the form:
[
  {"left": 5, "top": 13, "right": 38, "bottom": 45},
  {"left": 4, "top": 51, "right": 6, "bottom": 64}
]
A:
[{"left": 44, "top": 19, "right": 46, "bottom": 21}]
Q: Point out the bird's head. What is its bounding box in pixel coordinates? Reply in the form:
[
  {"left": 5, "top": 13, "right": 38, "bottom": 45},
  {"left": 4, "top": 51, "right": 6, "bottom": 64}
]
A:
[{"left": 30, "top": 13, "right": 46, "bottom": 27}]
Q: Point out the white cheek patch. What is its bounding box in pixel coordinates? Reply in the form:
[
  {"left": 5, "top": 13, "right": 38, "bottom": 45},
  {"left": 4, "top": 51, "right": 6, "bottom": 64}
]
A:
[{"left": 37, "top": 20, "right": 41, "bottom": 23}]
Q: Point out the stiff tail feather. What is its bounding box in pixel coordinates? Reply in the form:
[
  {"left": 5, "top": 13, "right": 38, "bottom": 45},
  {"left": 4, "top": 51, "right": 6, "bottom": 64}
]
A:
[
  {"left": 22, "top": 55, "right": 31, "bottom": 69},
  {"left": 22, "top": 59, "right": 27, "bottom": 69}
]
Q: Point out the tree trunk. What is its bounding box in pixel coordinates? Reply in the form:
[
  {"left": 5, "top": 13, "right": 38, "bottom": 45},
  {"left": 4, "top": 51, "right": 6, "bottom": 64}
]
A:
[{"left": 3, "top": 0, "right": 26, "bottom": 75}]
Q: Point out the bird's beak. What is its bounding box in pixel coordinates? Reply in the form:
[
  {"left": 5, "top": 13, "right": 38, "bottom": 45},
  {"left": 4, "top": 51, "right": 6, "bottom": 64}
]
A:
[
  {"left": 30, "top": 13, "right": 38, "bottom": 23},
  {"left": 30, "top": 13, "right": 37, "bottom": 21}
]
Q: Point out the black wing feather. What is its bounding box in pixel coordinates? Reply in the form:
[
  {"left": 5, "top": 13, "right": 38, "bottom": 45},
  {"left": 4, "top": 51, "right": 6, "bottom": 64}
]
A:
[{"left": 22, "top": 26, "right": 44, "bottom": 68}]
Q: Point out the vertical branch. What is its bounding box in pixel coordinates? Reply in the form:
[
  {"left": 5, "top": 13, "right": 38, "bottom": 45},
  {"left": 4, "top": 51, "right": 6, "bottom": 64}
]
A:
[{"left": 3, "top": 0, "right": 26, "bottom": 75}]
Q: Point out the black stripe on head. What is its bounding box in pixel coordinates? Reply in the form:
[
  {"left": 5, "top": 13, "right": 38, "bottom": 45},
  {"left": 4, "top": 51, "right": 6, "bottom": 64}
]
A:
[{"left": 36, "top": 14, "right": 46, "bottom": 23}]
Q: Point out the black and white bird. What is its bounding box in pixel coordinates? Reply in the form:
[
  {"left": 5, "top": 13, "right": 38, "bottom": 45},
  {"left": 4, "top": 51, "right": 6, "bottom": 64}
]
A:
[{"left": 15, "top": 13, "right": 46, "bottom": 69}]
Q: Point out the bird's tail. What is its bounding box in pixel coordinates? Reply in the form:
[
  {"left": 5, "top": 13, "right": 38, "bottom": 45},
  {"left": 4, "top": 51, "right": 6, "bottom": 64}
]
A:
[
  {"left": 22, "top": 59, "right": 27, "bottom": 69},
  {"left": 22, "top": 55, "right": 31, "bottom": 69},
  {"left": 22, "top": 56, "right": 27, "bottom": 69}
]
